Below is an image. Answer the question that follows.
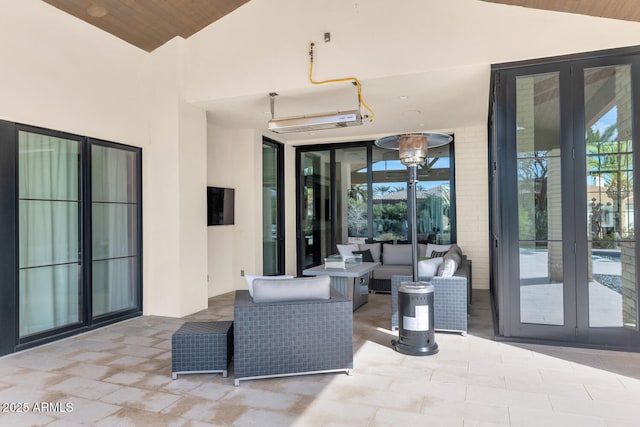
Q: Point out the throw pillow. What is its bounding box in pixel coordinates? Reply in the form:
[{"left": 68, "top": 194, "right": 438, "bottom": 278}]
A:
[
  {"left": 245, "top": 274, "right": 293, "bottom": 297},
  {"left": 352, "top": 249, "right": 374, "bottom": 262},
  {"left": 430, "top": 250, "right": 448, "bottom": 258},
  {"left": 418, "top": 257, "right": 443, "bottom": 277},
  {"left": 437, "top": 256, "right": 459, "bottom": 277},
  {"left": 358, "top": 242, "right": 381, "bottom": 262},
  {"left": 427, "top": 243, "right": 451, "bottom": 258},
  {"left": 336, "top": 243, "right": 359, "bottom": 257}
]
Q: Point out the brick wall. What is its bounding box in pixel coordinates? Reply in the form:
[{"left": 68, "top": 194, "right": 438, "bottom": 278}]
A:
[{"left": 454, "top": 125, "right": 489, "bottom": 290}]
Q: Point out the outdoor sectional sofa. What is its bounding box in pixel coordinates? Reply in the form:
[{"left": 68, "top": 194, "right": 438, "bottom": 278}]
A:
[
  {"left": 390, "top": 257, "right": 471, "bottom": 335},
  {"left": 233, "top": 276, "right": 353, "bottom": 385},
  {"left": 338, "top": 241, "right": 464, "bottom": 294}
]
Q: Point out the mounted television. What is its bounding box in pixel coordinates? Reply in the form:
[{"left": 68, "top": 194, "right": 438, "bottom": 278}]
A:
[{"left": 207, "top": 187, "right": 235, "bottom": 226}]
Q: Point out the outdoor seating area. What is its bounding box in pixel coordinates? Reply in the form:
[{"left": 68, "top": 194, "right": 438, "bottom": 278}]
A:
[{"left": 6, "top": 1, "right": 640, "bottom": 426}]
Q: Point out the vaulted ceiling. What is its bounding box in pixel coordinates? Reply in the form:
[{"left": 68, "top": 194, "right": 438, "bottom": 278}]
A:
[
  {"left": 42, "top": 0, "right": 250, "bottom": 52},
  {"left": 42, "top": 1, "right": 640, "bottom": 53}
]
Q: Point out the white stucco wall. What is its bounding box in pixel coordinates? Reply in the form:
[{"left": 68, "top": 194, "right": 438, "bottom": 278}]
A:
[
  {"left": 1, "top": 0, "right": 209, "bottom": 318},
  {"left": 207, "top": 125, "right": 263, "bottom": 297}
]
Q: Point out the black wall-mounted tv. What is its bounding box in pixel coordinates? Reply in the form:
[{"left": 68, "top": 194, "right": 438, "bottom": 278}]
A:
[{"left": 207, "top": 187, "right": 235, "bottom": 226}]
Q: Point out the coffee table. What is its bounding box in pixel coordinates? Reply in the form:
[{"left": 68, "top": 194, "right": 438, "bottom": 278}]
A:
[{"left": 302, "top": 262, "right": 380, "bottom": 311}]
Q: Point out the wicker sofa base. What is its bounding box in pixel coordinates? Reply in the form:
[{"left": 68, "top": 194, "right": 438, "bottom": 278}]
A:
[
  {"left": 391, "top": 260, "right": 471, "bottom": 335},
  {"left": 233, "top": 289, "right": 353, "bottom": 386}
]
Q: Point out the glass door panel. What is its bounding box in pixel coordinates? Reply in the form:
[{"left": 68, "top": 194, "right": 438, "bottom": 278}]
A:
[
  {"left": 18, "top": 131, "right": 81, "bottom": 337},
  {"left": 417, "top": 143, "right": 453, "bottom": 244},
  {"left": 335, "top": 147, "right": 368, "bottom": 245},
  {"left": 300, "top": 150, "right": 332, "bottom": 269},
  {"left": 91, "top": 144, "right": 139, "bottom": 318},
  {"left": 516, "top": 72, "right": 565, "bottom": 326},
  {"left": 262, "top": 141, "right": 283, "bottom": 275},
  {"left": 372, "top": 145, "right": 408, "bottom": 241},
  {"left": 583, "top": 65, "right": 637, "bottom": 330}
]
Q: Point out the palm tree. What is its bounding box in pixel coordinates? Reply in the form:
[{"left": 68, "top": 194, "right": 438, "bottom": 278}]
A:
[
  {"left": 347, "top": 184, "right": 367, "bottom": 202},
  {"left": 586, "top": 124, "right": 632, "bottom": 238}
]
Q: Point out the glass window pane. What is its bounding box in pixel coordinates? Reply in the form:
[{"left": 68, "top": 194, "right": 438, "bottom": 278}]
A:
[
  {"left": 372, "top": 145, "right": 407, "bottom": 241},
  {"left": 91, "top": 145, "right": 137, "bottom": 203},
  {"left": 584, "top": 65, "right": 637, "bottom": 329},
  {"left": 301, "top": 150, "right": 332, "bottom": 267},
  {"left": 516, "top": 73, "right": 562, "bottom": 156},
  {"left": 18, "top": 131, "right": 81, "bottom": 338},
  {"left": 263, "top": 143, "right": 280, "bottom": 275},
  {"left": 19, "top": 264, "right": 80, "bottom": 337},
  {"left": 417, "top": 142, "right": 452, "bottom": 244},
  {"left": 19, "top": 200, "right": 80, "bottom": 268},
  {"left": 335, "top": 147, "right": 368, "bottom": 245},
  {"left": 91, "top": 144, "right": 140, "bottom": 318},
  {"left": 92, "top": 204, "right": 138, "bottom": 259},
  {"left": 516, "top": 72, "right": 564, "bottom": 326},
  {"left": 92, "top": 258, "right": 137, "bottom": 316},
  {"left": 519, "top": 242, "right": 564, "bottom": 325},
  {"left": 18, "top": 132, "right": 79, "bottom": 201}
]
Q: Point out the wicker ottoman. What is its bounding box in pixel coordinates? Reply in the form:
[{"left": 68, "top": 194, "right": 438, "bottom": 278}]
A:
[{"left": 171, "top": 321, "right": 233, "bottom": 379}]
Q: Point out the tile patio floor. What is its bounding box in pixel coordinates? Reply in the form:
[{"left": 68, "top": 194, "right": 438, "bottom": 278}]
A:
[{"left": 1, "top": 290, "right": 640, "bottom": 426}]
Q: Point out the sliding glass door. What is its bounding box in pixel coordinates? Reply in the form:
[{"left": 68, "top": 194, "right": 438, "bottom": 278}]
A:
[
  {"left": 297, "top": 141, "right": 456, "bottom": 274},
  {"left": 0, "top": 121, "right": 142, "bottom": 355},
  {"left": 18, "top": 130, "right": 82, "bottom": 338}
]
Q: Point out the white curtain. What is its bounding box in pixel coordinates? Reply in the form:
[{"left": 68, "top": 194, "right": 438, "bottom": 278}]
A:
[
  {"left": 18, "top": 132, "right": 80, "bottom": 337},
  {"left": 91, "top": 145, "right": 137, "bottom": 316}
]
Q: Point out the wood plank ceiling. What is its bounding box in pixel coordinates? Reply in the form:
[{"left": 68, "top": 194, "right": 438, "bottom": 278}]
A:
[
  {"left": 481, "top": 0, "right": 640, "bottom": 23},
  {"left": 42, "top": 0, "right": 251, "bottom": 52}
]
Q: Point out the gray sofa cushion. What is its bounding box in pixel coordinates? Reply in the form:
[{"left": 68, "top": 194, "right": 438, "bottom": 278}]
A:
[
  {"left": 372, "top": 264, "right": 412, "bottom": 280},
  {"left": 252, "top": 276, "right": 331, "bottom": 303},
  {"left": 245, "top": 274, "right": 293, "bottom": 297},
  {"left": 382, "top": 243, "right": 412, "bottom": 265},
  {"left": 381, "top": 243, "right": 429, "bottom": 265}
]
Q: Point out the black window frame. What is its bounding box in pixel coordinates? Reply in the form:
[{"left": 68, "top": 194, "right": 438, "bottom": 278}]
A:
[{"left": 295, "top": 139, "right": 456, "bottom": 275}]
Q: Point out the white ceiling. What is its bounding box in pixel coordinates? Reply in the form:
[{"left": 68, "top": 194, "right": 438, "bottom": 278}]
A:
[{"left": 186, "top": 0, "right": 640, "bottom": 145}]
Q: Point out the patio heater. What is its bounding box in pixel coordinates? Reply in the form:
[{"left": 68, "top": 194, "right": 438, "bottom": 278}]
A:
[{"left": 375, "top": 132, "right": 452, "bottom": 356}]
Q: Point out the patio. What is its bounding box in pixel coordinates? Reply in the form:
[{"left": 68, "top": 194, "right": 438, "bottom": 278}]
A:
[{"left": 2, "top": 291, "right": 640, "bottom": 426}]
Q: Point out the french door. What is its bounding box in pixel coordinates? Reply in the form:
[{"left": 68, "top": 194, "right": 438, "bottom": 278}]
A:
[{"left": 494, "top": 52, "right": 640, "bottom": 346}]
